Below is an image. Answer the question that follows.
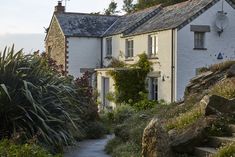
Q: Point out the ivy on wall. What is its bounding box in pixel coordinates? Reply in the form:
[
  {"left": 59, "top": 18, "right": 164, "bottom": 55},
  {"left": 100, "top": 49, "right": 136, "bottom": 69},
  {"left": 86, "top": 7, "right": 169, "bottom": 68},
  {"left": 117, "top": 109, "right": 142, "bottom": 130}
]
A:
[{"left": 109, "top": 53, "right": 152, "bottom": 104}]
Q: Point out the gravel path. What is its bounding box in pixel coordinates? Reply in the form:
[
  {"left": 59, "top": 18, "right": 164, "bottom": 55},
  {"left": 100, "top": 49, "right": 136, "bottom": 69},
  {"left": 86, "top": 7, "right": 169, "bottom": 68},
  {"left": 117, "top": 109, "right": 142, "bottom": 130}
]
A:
[{"left": 64, "top": 135, "right": 113, "bottom": 157}]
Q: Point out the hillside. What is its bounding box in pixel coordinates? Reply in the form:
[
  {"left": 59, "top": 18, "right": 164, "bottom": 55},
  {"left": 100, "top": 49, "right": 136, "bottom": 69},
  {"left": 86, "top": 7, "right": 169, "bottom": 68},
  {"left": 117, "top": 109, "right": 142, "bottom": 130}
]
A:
[{"left": 103, "top": 61, "right": 235, "bottom": 157}]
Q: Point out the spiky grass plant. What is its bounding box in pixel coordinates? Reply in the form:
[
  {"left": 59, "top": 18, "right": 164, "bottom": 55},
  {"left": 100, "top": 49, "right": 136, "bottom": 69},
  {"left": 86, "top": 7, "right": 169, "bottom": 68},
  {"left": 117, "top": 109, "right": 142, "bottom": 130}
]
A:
[{"left": 0, "top": 47, "right": 88, "bottom": 151}]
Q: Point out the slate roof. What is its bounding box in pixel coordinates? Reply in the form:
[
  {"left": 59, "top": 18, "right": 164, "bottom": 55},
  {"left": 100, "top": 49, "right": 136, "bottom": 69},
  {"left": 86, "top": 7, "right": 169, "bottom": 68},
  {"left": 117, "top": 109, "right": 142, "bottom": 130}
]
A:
[
  {"left": 54, "top": 0, "right": 235, "bottom": 38},
  {"left": 126, "top": 0, "right": 218, "bottom": 36},
  {"left": 103, "top": 4, "right": 162, "bottom": 37},
  {"left": 55, "top": 13, "right": 119, "bottom": 37}
]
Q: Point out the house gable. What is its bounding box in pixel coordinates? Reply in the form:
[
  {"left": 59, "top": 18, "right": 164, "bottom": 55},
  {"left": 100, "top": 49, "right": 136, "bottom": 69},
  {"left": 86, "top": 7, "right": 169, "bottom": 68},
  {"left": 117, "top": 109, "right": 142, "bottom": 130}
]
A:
[{"left": 45, "top": 15, "right": 67, "bottom": 71}]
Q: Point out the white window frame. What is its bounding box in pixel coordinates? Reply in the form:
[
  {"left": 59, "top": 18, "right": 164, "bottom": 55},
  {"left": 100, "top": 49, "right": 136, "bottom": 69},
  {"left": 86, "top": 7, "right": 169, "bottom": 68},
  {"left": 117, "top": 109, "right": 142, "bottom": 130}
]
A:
[
  {"left": 148, "top": 34, "right": 158, "bottom": 57},
  {"left": 194, "top": 32, "right": 206, "bottom": 49},
  {"left": 106, "top": 37, "right": 112, "bottom": 57},
  {"left": 125, "top": 39, "right": 134, "bottom": 59}
]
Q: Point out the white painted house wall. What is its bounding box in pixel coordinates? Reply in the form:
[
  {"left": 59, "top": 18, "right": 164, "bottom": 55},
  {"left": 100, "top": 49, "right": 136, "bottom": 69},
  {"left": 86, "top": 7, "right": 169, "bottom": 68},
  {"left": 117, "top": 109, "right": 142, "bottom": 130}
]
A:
[
  {"left": 98, "top": 29, "right": 174, "bottom": 105},
  {"left": 177, "top": 0, "right": 235, "bottom": 100},
  {"left": 67, "top": 37, "right": 101, "bottom": 78}
]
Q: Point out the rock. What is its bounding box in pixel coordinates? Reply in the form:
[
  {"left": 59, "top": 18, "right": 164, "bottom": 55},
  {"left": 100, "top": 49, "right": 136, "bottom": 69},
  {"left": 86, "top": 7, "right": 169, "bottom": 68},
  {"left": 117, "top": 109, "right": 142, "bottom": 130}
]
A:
[
  {"left": 142, "top": 118, "right": 172, "bottom": 157},
  {"left": 170, "top": 116, "right": 216, "bottom": 154},
  {"left": 227, "top": 64, "right": 235, "bottom": 77},
  {"left": 200, "top": 95, "right": 235, "bottom": 116}
]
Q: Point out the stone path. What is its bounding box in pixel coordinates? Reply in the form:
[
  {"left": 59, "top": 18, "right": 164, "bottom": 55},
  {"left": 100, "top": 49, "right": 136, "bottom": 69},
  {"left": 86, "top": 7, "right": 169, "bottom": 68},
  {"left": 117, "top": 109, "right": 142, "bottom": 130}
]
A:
[{"left": 64, "top": 135, "right": 113, "bottom": 157}]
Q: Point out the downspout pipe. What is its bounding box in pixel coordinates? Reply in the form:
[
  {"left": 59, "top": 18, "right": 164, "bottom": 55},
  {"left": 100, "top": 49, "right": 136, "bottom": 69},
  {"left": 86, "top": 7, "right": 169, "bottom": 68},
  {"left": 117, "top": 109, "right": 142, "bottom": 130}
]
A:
[
  {"left": 101, "top": 38, "right": 103, "bottom": 68},
  {"left": 171, "top": 29, "right": 175, "bottom": 102}
]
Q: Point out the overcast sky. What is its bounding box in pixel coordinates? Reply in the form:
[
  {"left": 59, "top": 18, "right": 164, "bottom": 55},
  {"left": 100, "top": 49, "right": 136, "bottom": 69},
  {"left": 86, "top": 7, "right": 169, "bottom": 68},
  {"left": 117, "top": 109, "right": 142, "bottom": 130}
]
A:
[{"left": 0, "top": 0, "right": 125, "bottom": 52}]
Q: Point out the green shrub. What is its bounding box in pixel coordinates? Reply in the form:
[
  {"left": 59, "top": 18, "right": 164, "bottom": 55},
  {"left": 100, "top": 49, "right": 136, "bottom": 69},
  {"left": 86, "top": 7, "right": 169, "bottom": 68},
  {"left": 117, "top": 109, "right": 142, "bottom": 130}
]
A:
[
  {"left": 214, "top": 142, "right": 235, "bottom": 157},
  {"left": 166, "top": 105, "right": 204, "bottom": 131},
  {"left": 113, "top": 104, "right": 136, "bottom": 124},
  {"left": 206, "top": 117, "right": 232, "bottom": 137},
  {"left": 85, "top": 121, "right": 106, "bottom": 139},
  {"left": 106, "top": 140, "right": 141, "bottom": 157},
  {"left": 132, "top": 92, "right": 157, "bottom": 111},
  {"left": 0, "top": 139, "right": 61, "bottom": 157},
  {"left": 109, "top": 53, "right": 152, "bottom": 104},
  {"left": 210, "top": 78, "right": 235, "bottom": 99},
  {"left": 105, "top": 137, "right": 123, "bottom": 154}
]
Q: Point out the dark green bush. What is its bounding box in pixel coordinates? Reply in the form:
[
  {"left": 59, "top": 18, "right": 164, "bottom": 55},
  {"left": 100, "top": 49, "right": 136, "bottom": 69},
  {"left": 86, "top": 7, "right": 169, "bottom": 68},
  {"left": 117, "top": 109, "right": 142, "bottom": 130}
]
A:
[
  {"left": 0, "top": 139, "right": 61, "bottom": 157},
  {"left": 0, "top": 47, "right": 98, "bottom": 152},
  {"left": 85, "top": 121, "right": 106, "bottom": 139}
]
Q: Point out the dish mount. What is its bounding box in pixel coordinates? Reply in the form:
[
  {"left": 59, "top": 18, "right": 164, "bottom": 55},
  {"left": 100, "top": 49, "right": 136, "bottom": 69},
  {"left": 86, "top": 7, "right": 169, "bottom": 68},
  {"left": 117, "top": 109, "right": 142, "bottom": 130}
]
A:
[{"left": 215, "top": 0, "right": 229, "bottom": 36}]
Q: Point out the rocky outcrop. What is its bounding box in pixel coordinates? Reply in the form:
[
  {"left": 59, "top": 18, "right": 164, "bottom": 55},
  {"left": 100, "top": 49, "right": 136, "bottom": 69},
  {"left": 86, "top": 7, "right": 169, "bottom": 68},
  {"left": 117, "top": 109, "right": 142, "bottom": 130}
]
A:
[
  {"left": 142, "top": 118, "right": 172, "bottom": 157},
  {"left": 227, "top": 64, "right": 235, "bottom": 77},
  {"left": 170, "top": 116, "right": 216, "bottom": 154},
  {"left": 200, "top": 95, "right": 235, "bottom": 117}
]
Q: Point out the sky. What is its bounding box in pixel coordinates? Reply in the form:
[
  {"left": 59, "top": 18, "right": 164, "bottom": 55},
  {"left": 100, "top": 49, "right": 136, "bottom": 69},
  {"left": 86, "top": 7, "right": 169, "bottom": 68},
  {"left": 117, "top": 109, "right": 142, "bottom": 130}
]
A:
[{"left": 0, "top": 0, "right": 124, "bottom": 52}]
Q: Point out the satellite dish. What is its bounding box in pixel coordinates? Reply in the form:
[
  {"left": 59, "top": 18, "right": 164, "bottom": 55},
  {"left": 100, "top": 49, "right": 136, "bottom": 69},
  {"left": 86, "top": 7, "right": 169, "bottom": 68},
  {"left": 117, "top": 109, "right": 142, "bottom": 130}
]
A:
[{"left": 215, "top": 11, "right": 229, "bottom": 36}]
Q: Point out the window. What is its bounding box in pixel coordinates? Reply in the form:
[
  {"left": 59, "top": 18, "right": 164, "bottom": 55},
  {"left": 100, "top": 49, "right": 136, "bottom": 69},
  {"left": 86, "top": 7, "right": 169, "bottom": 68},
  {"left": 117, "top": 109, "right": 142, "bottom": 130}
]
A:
[
  {"left": 126, "top": 39, "right": 134, "bottom": 58},
  {"left": 148, "top": 34, "right": 158, "bottom": 57},
  {"left": 190, "top": 25, "right": 210, "bottom": 50},
  {"left": 194, "top": 32, "right": 205, "bottom": 49},
  {"left": 106, "top": 38, "right": 112, "bottom": 57}
]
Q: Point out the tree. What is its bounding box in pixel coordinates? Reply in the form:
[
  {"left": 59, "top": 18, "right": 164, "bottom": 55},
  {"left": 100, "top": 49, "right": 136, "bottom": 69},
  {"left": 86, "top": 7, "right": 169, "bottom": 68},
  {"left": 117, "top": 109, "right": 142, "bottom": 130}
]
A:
[
  {"left": 134, "top": 0, "right": 187, "bottom": 11},
  {"left": 104, "top": 0, "right": 119, "bottom": 15},
  {"left": 122, "top": 0, "right": 135, "bottom": 13}
]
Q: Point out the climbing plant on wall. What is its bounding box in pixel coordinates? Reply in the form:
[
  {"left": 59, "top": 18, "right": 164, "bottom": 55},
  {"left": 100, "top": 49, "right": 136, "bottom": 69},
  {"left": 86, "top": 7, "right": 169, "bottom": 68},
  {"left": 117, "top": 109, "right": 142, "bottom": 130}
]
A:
[{"left": 109, "top": 53, "right": 152, "bottom": 104}]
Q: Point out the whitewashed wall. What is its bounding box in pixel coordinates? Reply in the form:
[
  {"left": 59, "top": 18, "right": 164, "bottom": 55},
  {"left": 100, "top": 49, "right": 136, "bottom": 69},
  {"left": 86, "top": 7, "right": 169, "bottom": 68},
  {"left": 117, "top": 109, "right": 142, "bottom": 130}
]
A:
[
  {"left": 177, "top": 0, "right": 235, "bottom": 100},
  {"left": 67, "top": 37, "right": 101, "bottom": 78},
  {"left": 100, "top": 29, "right": 173, "bottom": 103}
]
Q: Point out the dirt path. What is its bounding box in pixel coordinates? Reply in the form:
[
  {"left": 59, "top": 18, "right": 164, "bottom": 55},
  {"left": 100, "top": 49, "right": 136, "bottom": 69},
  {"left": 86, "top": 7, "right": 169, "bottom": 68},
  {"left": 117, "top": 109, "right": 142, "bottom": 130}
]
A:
[{"left": 64, "top": 135, "right": 113, "bottom": 157}]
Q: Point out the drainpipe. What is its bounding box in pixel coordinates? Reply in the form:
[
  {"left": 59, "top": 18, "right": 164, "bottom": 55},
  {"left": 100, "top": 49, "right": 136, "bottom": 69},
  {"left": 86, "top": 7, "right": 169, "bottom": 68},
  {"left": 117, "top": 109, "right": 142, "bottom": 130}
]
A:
[
  {"left": 101, "top": 38, "right": 103, "bottom": 68},
  {"left": 171, "top": 29, "right": 175, "bottom": 102}
]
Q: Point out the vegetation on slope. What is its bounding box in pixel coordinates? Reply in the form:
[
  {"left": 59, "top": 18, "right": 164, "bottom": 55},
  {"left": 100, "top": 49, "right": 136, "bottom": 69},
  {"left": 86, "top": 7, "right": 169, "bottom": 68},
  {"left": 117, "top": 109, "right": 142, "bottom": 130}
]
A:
[{"left": 0, "top": 47, "right": 101, "bottom": 155}]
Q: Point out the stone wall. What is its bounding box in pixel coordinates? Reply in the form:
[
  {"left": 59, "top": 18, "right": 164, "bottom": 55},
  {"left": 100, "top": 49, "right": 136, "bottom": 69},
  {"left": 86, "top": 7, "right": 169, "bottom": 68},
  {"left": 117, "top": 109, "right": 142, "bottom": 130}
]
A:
[{"left": 45, "top": 16, "right": 66, "bottom": 71}]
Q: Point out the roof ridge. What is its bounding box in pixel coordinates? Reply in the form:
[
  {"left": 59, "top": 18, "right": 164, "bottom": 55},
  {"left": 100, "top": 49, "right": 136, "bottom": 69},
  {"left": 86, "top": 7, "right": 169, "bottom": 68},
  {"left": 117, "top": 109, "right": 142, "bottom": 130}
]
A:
[{"left": 60, "top": 12, "right": 120, "bottom": 17}]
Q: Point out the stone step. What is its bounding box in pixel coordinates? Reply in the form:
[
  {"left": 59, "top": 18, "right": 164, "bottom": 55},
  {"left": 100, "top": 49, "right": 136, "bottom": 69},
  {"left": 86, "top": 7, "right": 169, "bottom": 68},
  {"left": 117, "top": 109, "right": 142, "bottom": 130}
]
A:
[
  {"left": 208, "top": 136, "right": 235, "bottom": 147},
  {"left": 229, "top": 124, "right": 235, "bottom": 133},
  {"left": 195, "top": 147, "right": 217, "bottom": 157}
]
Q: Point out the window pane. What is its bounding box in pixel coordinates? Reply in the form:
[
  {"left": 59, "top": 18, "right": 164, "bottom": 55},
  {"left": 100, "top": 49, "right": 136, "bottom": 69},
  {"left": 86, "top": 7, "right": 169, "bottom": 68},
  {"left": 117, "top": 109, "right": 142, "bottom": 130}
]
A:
[{"left": 194, "top": 32, "right": 205, "bottom": 49}]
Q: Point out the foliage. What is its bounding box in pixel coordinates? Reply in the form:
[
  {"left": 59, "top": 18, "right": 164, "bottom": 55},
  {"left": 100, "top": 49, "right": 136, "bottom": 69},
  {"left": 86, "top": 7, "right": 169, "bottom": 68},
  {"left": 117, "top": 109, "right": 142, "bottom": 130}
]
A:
[
  {"left": 134, "top": 0, "right": 188, "bottom": 11},
  {"left": 132, "top": 92, "right": 157, "bottom": 111},
  {"left": 122, "top": 0, "right": 135, "bottom": 13},
  {"left": 206, "top": 117, "right": 232, "bottom": 137},
  {"left": 0, "top": 139, "right": 61, "bottom": 157},
  {"left": 214, "top": 142, "right": 235, "bottom": 157},
  {"left": 85, "top": 121, "right": 106, "bottom": 139},
  {"left": 109, "top": 53, "right": 152, "bottom": 104},
  {"left": 112, "top": 104, "right": 136, "bottom": 124},
  {"left": 0, "top": 47, "right": 98, "bottom": 152},
  {"left": 104, "top": 0, "right": 119, "bottom": 15},
  {"left": 165, "top": 105, "right": 204, "bottom": 131},
  {"left": 210, "top": 78, "right": 235, "bottom": 99}
]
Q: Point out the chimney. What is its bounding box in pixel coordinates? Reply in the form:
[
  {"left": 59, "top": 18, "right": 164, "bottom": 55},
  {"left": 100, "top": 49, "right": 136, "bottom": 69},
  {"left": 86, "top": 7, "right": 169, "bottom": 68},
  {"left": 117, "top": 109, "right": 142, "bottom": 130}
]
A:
[{"left": 54, "top": 1, "right": 65, "bottom": 14}]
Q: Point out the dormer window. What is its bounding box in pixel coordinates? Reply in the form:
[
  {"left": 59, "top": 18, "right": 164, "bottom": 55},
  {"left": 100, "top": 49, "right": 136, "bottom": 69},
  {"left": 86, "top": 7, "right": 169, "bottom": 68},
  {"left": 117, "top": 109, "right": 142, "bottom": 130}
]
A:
[
  {"left": 148, "top": 34, "right": 158, "bottom": 57},
  {"left": 106, "top": 37, "right": 112, "bottom": 57},
  {"left": 126, "top": 39, "right": 134, "bottom": 58}
]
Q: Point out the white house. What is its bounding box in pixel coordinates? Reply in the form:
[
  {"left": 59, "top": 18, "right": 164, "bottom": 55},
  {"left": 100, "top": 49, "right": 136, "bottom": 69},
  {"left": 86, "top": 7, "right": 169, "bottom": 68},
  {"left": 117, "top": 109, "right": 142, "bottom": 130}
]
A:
[{"left": 46, "top": 0, "right": 235, "bottom": 109}]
